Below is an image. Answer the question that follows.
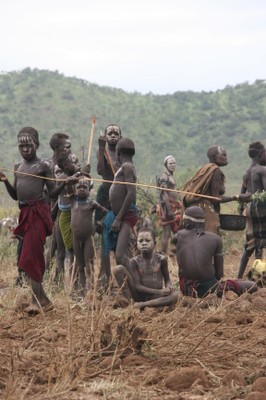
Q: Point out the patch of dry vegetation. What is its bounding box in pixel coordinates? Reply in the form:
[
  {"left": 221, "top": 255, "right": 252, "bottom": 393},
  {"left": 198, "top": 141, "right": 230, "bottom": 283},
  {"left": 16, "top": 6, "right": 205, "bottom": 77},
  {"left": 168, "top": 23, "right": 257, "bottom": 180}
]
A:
[{"left": 0, "top": 227, "right": 266, "bottom": 399}]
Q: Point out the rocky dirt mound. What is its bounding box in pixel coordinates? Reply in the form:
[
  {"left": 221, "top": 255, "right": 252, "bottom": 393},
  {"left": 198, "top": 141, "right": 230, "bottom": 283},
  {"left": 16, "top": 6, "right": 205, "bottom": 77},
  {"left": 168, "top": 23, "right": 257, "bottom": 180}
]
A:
[{"left": 0, "top": 285, "right": 266, "bottom": 400}]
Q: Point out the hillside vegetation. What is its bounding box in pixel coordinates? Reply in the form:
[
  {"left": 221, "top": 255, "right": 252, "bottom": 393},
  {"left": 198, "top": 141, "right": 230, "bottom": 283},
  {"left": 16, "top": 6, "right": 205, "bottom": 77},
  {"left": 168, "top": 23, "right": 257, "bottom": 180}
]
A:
[{"left": 0, "top": 68, "right": 265, "bottom": 199}]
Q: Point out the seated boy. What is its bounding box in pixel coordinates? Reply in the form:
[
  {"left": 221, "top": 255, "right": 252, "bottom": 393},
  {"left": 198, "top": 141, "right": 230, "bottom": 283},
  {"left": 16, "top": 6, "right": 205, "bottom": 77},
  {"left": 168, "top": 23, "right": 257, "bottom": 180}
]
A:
[{"left": 113, "top": 224, "right": 178, "bottom": 310}]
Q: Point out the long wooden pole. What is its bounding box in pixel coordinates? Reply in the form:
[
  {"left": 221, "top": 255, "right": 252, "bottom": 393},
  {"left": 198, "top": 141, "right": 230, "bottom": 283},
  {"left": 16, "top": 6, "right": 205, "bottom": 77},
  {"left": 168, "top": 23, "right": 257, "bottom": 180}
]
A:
[
  {"left": 0, "top": 167, "right": 222, "bottom": 201},
  {"left": 104, "top": 149, "right": 116, "bottom": 176},
  {"left": 87, "top": 115, "right": 96, "bottom": 165}
]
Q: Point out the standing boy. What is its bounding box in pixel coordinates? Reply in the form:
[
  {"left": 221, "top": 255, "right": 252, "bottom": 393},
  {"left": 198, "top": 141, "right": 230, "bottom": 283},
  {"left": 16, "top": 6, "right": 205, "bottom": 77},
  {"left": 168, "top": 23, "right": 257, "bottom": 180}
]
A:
[
  {"left": 238, "top": 142, "right": 266, "bottom": 278},
  {"left": 69, "top": 175, "right": 108, "bottom": 296},
  {"left": 104, "top": 138, "right": 139, "bottom": 269},
  {"left": 0, "top": 127, "right": 68, "bottom": 314},
  {"left": 96, "top": 124, "right": 121, "bottom": 288}
]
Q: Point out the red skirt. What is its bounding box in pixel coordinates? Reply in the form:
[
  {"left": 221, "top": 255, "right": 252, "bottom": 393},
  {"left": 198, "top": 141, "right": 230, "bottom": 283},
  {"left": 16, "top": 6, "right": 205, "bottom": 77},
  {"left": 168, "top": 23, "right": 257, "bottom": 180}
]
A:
[{"left": 13, "top": 200, "right": 53, "bottom": 282}]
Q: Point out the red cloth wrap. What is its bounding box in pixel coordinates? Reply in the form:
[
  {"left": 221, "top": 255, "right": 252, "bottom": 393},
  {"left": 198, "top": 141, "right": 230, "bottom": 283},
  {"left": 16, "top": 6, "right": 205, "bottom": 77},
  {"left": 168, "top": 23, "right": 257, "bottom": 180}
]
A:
[
  {"left": 156, "top": 199, "right": 182, "bottom": 233},
  {"left": 123, "top": 210, "right": 139, "bottom": 228},
  {"left": 13, "top": 200, "right": 53, "bottom": 282}
]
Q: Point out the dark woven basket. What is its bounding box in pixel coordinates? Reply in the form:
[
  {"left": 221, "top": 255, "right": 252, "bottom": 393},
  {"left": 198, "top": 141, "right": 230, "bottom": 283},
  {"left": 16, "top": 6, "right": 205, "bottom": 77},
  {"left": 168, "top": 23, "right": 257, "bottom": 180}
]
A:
[{"left": 219, "top": 214, "right": 246, "bottom": 231}]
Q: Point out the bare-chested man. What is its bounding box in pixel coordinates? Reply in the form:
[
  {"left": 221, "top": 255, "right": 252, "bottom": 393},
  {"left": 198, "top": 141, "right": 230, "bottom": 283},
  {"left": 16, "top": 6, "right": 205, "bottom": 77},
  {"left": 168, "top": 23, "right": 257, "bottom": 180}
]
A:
[
  {"left": 69, "top": 176, "right": 108, "bottom": 296},
  {"left": 238, "top": 142, "right": 266, "bottom": 278},
  {"left": 183, "top": 145, "right": 249, "bottom": 235},
  {"left": 0, "top": 127, "right": 72, "bottom": 314},
  {"left": 157, "top": 155, "right": 182, "bottom": 254},
  {"left": 113, "top": 225, "right": 178, "bottom": 310},
  {"left": 174, "top": 206, "right": 257, "bottom": 298},
  {"left": 103, "top": 137, "right": 139, "bottom": 269},
  {"left": 96, "top": 124, "right": 121, "bottom": 287}
]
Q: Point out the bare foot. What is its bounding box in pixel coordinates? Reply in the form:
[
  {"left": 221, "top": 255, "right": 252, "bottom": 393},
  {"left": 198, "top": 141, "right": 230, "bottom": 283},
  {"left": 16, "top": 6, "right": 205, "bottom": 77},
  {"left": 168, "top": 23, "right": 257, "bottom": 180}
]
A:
[
  {"left": 25, "top": 304, "right": 41, "bottom": 316},
  {"left": 113, "top": 296, "right": 129, "bottom": 309},
  {"left": 42, "top": 302, "right": 54, "bottom": 312},
  {"left": 25, "top": 302, "right": 54, "bottom": 316},
  {"left": 133, "top": 302, "right": 145, "bottom": 311}
]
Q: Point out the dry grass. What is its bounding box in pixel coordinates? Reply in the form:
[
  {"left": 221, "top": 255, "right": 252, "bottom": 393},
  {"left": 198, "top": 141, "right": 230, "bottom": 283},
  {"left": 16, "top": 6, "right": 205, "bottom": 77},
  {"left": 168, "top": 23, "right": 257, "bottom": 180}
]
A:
[{"left": 0, "top": 226, "right": 265, "bottom": 399}]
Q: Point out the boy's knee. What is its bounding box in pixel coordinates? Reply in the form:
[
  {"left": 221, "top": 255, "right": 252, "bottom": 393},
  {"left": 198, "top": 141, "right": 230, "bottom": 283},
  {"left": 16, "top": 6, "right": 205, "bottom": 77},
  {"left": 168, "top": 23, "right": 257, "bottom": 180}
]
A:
[
  {"left": 115, "top": 254, "right": 128, "bottom": 268},
  {"left": 113, "top": 265, "right": 126, "bottom": 277},
  {"left": 171, "top": 291, "right": 179, "bottom": 303}
]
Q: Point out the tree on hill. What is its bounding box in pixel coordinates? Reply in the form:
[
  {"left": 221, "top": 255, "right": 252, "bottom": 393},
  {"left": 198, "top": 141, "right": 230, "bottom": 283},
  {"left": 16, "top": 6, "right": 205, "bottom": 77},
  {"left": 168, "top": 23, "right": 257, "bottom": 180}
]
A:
[{"left": 0, "top": 68, "right": 265, "bottom": 198}]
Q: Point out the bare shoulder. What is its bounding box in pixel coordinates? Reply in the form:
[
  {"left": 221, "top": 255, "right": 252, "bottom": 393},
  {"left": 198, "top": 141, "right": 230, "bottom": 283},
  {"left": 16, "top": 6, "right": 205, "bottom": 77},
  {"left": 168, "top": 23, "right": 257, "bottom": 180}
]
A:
[
  {"left": 243, "top": 166, "right": 251, "bottom": 181},
  {"left": 204, "top": 231, "right": 223, "bottom": 246},
  {"left": 212, "top": 168, "right": 222, "bottom": 178},
  {"left": 160, "top": 171, "right": 168, "bottom": 179},
  {"left": 40, "top": 158, "right": 52, "bottom": 169},
  {"left": 129, "top": 255, "right": 139, "bottom": 268},
  {"left": 158, "top": 253, "right": 168, "bottom": 268},
  {"left": 38, "top": 159, "right": 53, "bottom": 178},
  {"left": 155, "top": 252, "right": 166, "bottom": 262},
  {"left": 251, "top": 164, "right": 261, "bottom": 174},
  {"left": 121, "top": 162, "right": 135, "bottom": 171},
  {"left": 91, "top": 200, "right": 100, "bottom": 208},
  {"left": 176, "top": 229, "right": 188, "bottom": 239},
  {"left": 206, "top": 230, "right": 221, "bottom": 239},
  {"left": 14, "top": 161, "right": 22, "bottom": 170},
  {"left": 257, "top": 164, "right": 266, "bottom": 174},
  {"left": 121, "top": 162, "right": 136, "bottom": 180}
]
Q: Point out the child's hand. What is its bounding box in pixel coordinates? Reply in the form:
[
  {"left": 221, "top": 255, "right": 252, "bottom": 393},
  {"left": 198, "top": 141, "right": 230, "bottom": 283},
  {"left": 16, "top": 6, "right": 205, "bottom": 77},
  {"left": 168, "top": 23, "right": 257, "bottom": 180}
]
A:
[
  {"left": 66, "top": 176, "right": 79, "bottom": 185},
  {"left": 167, "top": 211, "right": 175, "bottom": 220},
  {"left": 238, "top": 193, "right": 251, "bottom": 202},
  {"left": 98, "top": 135, "right": 107, "bottom": 148},
  {"left": 160, "top": 288, "right": 172, "bottom": 296},
  {"left": 111, "top": 218, "right": 121, "bottom": 232},
  {"left": 82, "top": 164, "right": 91, "bottom": 174},
  {"left": 0, "top": 172, "right": 7, "bottom": 182}
]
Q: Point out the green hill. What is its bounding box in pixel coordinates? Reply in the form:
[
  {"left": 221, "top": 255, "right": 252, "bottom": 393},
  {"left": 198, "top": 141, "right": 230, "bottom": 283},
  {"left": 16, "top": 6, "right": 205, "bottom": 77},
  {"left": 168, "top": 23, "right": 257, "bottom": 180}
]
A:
[{"left": 0, "top": 68, "right": 265, "bottom": 202}]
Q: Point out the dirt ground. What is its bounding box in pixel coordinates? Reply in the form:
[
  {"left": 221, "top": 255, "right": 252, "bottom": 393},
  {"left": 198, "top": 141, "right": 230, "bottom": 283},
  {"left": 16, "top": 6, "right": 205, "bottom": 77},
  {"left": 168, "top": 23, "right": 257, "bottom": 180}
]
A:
[{"left": 0, "top": 244, "right": 266, "bottom": 400}]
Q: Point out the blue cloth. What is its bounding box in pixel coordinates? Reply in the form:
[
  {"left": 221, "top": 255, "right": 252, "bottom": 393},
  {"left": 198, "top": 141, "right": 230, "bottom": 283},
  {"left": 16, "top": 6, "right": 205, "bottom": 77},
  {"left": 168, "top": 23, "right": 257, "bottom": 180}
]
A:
[
  {"left": 102, "top": 204, "right": 140, "bottom": 256},
  {"left": 103, "top": 211, "right": 118, "bottom": 256},
  {"left": 58, "top": 198, "right": 71, "bottom": 211}
]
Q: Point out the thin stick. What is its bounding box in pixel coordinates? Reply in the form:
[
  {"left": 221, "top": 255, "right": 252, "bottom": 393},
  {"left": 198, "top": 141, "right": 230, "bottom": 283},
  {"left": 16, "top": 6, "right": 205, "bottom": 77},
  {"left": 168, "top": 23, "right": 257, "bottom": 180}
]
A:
[
  {"left": 87, "top": 115, "right": 96, "bottom": 165},
  {"left": 68, "top": 258, "right": 78, "bottom": 294},
  {"left": 82, "top": 139, "right": 85, "bottom": 166},
  {"left": 104, "top": 148, "right": 115, "bottom": 176},
  {"left": 0, "top": 167, "right": 221, "bottom": 201},
  {"left": 185, "top": 320, "right": 225, "bottom": 359}
]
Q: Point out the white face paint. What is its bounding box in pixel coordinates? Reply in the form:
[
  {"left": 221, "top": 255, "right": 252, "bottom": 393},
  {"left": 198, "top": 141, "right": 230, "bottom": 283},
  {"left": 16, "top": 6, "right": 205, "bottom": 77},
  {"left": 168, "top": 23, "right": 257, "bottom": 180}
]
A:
[
  {"left": 19, "top": 135, "right": 35, "bottom": 144},
  {"left": 214, "top": 147, "right": 228, "bottom": 167},
  {"left": 75, "top": 179, "right": 90, "bottom": 199},
  {"left": 166, "top": 156, "right": 176, "bottom": 172},
  {"left": 18, "top": 135, "right": 37, "bottom": 160}
]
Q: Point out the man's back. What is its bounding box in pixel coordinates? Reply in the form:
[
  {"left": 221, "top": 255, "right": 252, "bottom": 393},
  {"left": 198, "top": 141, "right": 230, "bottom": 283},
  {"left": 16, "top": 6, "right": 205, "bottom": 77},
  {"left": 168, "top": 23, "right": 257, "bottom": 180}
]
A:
[
  {"left": 251, "top": 163, "right": 266, "bottom": 192},
  {"left": 109, "top": 161, "right": 136, "bottom": 215},
  {"left": 175, "top": 229, "right": 223, "bottom": 282},
  {"left": 241, "top": 164, "right": 253, "bottom": 194}
]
